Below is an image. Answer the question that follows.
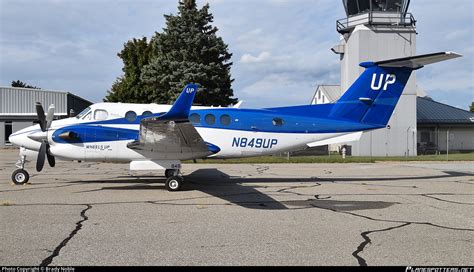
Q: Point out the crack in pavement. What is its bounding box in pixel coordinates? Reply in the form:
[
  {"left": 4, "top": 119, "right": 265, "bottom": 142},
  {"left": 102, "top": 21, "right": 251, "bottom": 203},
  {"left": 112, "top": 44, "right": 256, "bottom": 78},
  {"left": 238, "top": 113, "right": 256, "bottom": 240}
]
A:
[
  {"left": 422, "top": 194, "right": 474, "bottom": 205},
  {"left": 39, "top": 204, "right": 92, "bottom": 266},
  {"left": 277, "top": 183, "right": 321, "bottom": 196},
  {"left": 352, "top": 223, "right": 411, "bottom": 266}
]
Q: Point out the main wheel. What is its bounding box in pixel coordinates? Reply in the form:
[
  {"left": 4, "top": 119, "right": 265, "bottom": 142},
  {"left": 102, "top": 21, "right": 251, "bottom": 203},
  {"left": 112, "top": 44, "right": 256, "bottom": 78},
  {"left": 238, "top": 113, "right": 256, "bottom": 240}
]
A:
[
  {"left": 165, "top": 169, "right": 179, "bottom": 178},
  {"left": 165, "top": 176, "right": 183, "bottom": 192},
  {"left": 12, "top": 169, "right": 29, "bottom": 185}
]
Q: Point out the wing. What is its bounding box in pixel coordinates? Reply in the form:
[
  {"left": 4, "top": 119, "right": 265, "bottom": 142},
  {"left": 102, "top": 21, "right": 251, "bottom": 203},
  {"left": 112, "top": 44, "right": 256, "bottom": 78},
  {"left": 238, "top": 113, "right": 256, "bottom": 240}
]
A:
[{"left": 127, "top": 84, "right": 215, "bottom": 160}]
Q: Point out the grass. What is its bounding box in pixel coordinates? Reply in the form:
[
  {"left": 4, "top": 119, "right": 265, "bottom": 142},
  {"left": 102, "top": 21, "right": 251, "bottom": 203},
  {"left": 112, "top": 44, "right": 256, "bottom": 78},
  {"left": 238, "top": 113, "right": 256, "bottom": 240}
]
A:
[{"left": 186, "top": 152, "right": 474, "bottom": 164}]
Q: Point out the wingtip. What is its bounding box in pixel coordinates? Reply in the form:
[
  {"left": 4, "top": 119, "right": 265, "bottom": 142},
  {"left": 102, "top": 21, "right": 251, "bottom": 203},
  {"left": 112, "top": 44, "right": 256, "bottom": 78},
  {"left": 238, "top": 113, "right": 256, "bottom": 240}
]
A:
[{"left": 445, "top": 51, "right": 463, "bottom": 58}]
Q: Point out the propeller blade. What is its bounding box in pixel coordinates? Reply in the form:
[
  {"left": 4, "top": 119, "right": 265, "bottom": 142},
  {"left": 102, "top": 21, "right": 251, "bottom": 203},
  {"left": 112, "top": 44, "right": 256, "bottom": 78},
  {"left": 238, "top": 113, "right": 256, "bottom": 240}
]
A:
[
  {"left": 46, "top": 104, "right": 55, "bottom": 130},
  {"left": 46, "top": 150, "right": 55, "bottom": 167},
  {"left": 35, "top": 102, "right": 46, "bottom": 132},
  {"left": 46, "top": 143, "right": 55, "bottom": 167},
  {"left": 36, "top": 142, "right": 47, "bottom": 172}
]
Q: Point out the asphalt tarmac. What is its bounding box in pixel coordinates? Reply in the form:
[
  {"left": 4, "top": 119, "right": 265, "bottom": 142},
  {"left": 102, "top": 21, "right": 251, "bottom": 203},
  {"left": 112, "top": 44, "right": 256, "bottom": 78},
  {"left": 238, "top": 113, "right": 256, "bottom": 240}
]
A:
[{"left": 0, "top": 149, "right": 473, "bottom": 266}]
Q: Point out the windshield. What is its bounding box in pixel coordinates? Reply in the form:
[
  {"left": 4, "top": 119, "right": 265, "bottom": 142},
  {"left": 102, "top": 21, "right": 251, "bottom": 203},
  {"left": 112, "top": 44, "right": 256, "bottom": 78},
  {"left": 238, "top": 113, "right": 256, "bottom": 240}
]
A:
[{"left": 76, "top": 107, "right": 91, "bottom": 119}]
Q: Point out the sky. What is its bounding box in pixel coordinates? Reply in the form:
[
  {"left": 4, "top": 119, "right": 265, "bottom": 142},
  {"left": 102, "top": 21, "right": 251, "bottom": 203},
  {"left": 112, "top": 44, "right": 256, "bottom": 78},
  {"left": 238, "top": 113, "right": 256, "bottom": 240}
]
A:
[{"left": 0, "top": 0, "right": 473, "bottom": 109}]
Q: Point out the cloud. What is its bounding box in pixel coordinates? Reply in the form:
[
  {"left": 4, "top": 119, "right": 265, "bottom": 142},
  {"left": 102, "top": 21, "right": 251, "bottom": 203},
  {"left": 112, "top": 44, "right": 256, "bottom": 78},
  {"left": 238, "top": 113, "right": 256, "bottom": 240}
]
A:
[
  {"left": 0, "top": 0, "right": 472, "bottom": 110},
  {"left": 240, "top": 51, "right": 271, "bottom": 63}
]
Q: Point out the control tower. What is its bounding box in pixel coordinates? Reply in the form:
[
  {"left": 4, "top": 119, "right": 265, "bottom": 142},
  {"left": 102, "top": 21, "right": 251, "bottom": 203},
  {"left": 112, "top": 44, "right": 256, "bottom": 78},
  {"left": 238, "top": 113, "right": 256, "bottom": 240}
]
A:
[{"left": 332, "top": 0, "right": 418, "bottom": 156}]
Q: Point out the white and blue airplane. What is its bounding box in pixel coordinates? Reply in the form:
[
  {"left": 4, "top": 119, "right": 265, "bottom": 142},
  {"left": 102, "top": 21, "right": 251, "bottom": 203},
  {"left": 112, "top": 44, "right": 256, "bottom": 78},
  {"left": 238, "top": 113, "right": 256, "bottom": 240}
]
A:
[{"left": 8, "top": 52, "right": 460, "bottom": 191}]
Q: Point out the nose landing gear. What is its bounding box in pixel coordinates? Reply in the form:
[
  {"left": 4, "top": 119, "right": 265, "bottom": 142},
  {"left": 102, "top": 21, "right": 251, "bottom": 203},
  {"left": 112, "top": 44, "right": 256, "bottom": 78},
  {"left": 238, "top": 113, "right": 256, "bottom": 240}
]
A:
[{"left": 12, "top": 155, "right": 29, "bottom": 185}]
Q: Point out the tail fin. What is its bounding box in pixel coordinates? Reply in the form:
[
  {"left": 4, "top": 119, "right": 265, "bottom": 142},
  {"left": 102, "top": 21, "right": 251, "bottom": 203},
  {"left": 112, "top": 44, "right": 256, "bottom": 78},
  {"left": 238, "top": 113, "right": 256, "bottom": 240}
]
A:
[{"left": 329, "top": 52, "right": 461, "bottom": 127}]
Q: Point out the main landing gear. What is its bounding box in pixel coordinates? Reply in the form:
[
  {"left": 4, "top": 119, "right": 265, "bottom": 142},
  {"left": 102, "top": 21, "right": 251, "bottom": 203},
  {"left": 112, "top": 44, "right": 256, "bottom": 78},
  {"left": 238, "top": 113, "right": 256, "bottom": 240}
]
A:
[
  {"left": 164, "top": 169, "right": 183, "bottom": 192},
  {"left": 12, "top": 155, "right": 29, "bottom": 185}
]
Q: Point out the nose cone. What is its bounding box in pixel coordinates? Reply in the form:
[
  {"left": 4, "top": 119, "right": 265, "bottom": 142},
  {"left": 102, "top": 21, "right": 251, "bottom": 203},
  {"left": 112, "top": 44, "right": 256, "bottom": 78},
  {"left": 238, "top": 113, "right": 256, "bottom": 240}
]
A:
[{"left": 9, "top": 125, "right": 42, "bottom": 151}]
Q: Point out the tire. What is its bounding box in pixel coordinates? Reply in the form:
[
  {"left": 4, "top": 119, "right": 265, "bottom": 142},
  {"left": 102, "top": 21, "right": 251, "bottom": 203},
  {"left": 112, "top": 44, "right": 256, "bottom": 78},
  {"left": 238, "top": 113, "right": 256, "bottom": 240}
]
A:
[
  {"left": 165, "top": 176, "right": 183, "bottom": 192},
  {"left": 12, "top": 169, "right": 29, "bottom": 185}
]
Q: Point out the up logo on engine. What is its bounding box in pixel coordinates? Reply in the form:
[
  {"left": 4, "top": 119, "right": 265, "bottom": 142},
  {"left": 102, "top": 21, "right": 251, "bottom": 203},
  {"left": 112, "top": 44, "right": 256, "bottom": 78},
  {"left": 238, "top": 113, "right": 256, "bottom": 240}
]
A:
[{"left": 371, "top": 74, "right": 396, "bottom": 91}]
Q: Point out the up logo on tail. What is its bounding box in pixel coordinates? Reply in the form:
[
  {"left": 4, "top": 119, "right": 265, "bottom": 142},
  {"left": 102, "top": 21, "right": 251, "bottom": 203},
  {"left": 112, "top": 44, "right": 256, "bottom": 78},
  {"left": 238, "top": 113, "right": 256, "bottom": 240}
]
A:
[
  {"left": 371, "top": 74, "right": 396, "bottom": 91},
  {"left": 185, "top": 87, "right": 195, "bottom": 94}
]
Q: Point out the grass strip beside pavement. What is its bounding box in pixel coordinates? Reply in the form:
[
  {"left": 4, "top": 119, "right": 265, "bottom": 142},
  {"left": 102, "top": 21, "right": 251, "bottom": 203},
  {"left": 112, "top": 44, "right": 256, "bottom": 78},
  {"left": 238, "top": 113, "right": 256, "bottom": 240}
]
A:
[{"left": 185, "top": 153, "right": 474, "bottom": 164}]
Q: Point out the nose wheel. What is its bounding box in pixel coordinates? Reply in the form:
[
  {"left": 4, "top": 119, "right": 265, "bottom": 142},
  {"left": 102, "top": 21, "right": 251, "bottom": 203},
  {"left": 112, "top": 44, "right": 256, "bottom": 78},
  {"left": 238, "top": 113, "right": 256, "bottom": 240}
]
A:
[{"left": 12, "top": 169, "right": 30, "bottom": 185}]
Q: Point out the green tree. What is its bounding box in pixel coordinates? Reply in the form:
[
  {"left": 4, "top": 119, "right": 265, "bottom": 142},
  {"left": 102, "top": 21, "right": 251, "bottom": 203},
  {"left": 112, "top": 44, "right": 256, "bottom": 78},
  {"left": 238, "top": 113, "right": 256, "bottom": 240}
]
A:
[
  {"left": 470, "top": 102, "right": 474, "bottom": 112},
  {"left": 104, "top": 37, "right": 152, "bottom": 102},
  {"left": 141, "top": 0, "right": 237, "bottom": 106},
  {"left": 11, "top": 80, "right": 40, "bottom": 89}
]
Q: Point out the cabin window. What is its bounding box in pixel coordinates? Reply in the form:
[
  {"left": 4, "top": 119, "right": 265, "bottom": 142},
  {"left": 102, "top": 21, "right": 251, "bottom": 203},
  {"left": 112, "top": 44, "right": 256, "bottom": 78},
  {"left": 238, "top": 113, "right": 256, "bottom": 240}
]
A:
[
  {"left": 190, "top": 113, "right": 200, "bottom": 124},
  {"left": 272, "top": 118, "right": 284, "bottom": 126},
  {"left": 125, "top": 111, "right": 137, "bottom": 122},
  {"left": 142, "top": 111, "right": 153, "bottom": 118},
  {"left": 205, "top": 114, "right": 216, "bottom": 125},
  {"left": 76, "top": 107, "right": 91, "bottom": 119},
  {"left": 94, "top": 109, "right": 108, "bottom": 120},
  {"left": 220, "top": 114, "right": 231, "bottom": 126}
]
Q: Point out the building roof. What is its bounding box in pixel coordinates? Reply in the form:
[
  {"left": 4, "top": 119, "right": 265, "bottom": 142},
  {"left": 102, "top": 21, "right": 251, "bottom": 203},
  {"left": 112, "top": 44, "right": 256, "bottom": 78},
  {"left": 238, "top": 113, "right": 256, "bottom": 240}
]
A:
[
  {"left": 417, "top": 97, "right": 474, "bottom": 125},
  {"left": 312, "top": 85, "right": 341, "bottom": 103},
  {"left": 0, "top": 86, "right": 92, "bottom": 116}
]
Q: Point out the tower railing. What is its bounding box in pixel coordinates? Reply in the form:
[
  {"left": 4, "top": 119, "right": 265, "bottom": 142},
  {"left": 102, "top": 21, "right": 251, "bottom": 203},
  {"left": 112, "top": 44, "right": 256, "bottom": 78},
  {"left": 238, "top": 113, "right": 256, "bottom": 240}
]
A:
[{"left": 337, "top": 12, "right": 416, "bottom": 33}]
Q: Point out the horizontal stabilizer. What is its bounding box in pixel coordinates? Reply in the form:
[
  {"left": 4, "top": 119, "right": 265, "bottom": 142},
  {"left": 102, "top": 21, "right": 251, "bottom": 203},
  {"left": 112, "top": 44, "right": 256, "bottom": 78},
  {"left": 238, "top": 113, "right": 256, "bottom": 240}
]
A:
[
  {"left": 373, "top": 52, "right": 462, "bottom": 69},
  {"left": 307, "top": 132, "right": 362, "bottom": 148}
]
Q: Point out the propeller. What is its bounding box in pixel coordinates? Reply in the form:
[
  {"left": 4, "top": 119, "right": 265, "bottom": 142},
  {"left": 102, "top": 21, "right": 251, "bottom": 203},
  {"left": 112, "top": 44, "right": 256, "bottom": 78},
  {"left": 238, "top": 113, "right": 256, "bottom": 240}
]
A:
[{"left": 35, "top": 102, "right": 56, "bottom": 172}]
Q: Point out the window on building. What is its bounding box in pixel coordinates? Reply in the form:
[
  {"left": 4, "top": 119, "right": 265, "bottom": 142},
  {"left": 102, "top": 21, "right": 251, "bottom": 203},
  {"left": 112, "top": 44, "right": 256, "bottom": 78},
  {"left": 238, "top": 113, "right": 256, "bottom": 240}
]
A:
[
  {"left": 318, "top": 91, "right": 321, "bottom": 99},
  {"left": 272, "top": 118, "right": 284, "bottom": 126},
  {"left": 125, "top": 111, "right": 137, "bottom": 122},
  {"left": 220, "top": 114, "right": 231, "bottom": 126},
  {"left": 4, "top": 121, "right": 12, "bottom": 145},
  {"left": 142, "top": 111, "right": 153, "bottom": 118},
  {"left": 190, "top": 113, "right": 200, "bottom": 124},
  {"left": 205, "top": 114, "right": 216, "bottom": 125},
  {"left": 94, "top": 109, "right": 109, "bottom": 120}
]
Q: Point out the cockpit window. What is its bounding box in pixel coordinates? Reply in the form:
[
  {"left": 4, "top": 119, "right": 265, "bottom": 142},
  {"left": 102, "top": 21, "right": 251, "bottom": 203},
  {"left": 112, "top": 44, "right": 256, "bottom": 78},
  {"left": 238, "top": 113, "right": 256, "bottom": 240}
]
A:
[
  {"left": 76, "top": 107, "right": 91, "bottom": 119},
  {"left": 82, "top": 112, "right": 92, "bottom": 121},
  {"left": 94, "top": 109, "right": 108, "bottom": 120}
]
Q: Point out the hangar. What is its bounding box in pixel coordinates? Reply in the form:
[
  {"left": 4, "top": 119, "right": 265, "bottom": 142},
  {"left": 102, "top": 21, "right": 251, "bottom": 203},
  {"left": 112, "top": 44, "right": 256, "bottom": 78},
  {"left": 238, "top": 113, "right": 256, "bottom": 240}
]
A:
[{"left": 0, "top": 86, "right": 91, "bottom": 147}]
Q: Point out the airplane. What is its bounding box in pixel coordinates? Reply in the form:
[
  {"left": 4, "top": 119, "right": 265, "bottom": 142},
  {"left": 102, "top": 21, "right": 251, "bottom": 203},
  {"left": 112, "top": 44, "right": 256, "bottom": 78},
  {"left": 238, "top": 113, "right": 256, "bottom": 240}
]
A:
[{"left": 8, "top": 52, "right": 461, "bottom": 191}]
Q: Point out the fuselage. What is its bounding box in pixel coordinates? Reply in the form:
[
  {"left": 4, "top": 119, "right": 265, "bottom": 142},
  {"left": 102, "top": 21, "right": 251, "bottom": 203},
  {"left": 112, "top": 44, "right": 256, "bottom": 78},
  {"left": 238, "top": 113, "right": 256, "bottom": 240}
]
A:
[{"left": 9, "top": 102, "right": 379, "bottom": 163}]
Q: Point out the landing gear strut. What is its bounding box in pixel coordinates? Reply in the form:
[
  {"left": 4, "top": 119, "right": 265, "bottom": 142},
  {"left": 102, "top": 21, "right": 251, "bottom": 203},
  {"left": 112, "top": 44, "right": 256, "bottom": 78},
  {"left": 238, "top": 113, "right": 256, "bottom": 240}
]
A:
[
  {"left": 12, "top": 154, "right": 29, "bottom": 185},
  {"left": 164, "top": 169, "right": 183, "bottom": 192}
]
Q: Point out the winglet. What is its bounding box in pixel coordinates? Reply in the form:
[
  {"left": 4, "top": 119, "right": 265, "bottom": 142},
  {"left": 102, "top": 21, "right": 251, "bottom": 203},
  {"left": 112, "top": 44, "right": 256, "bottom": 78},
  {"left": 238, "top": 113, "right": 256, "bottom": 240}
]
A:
[{"left": 160, "top": 84, "right": 199, "bottom": 120}]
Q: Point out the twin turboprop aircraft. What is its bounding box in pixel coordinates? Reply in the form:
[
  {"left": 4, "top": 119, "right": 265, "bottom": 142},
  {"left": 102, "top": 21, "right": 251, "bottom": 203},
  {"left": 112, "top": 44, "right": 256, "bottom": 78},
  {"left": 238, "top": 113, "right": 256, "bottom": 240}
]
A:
[{"left": 8, "top": 52, "right": 461, "bottom": 191}]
